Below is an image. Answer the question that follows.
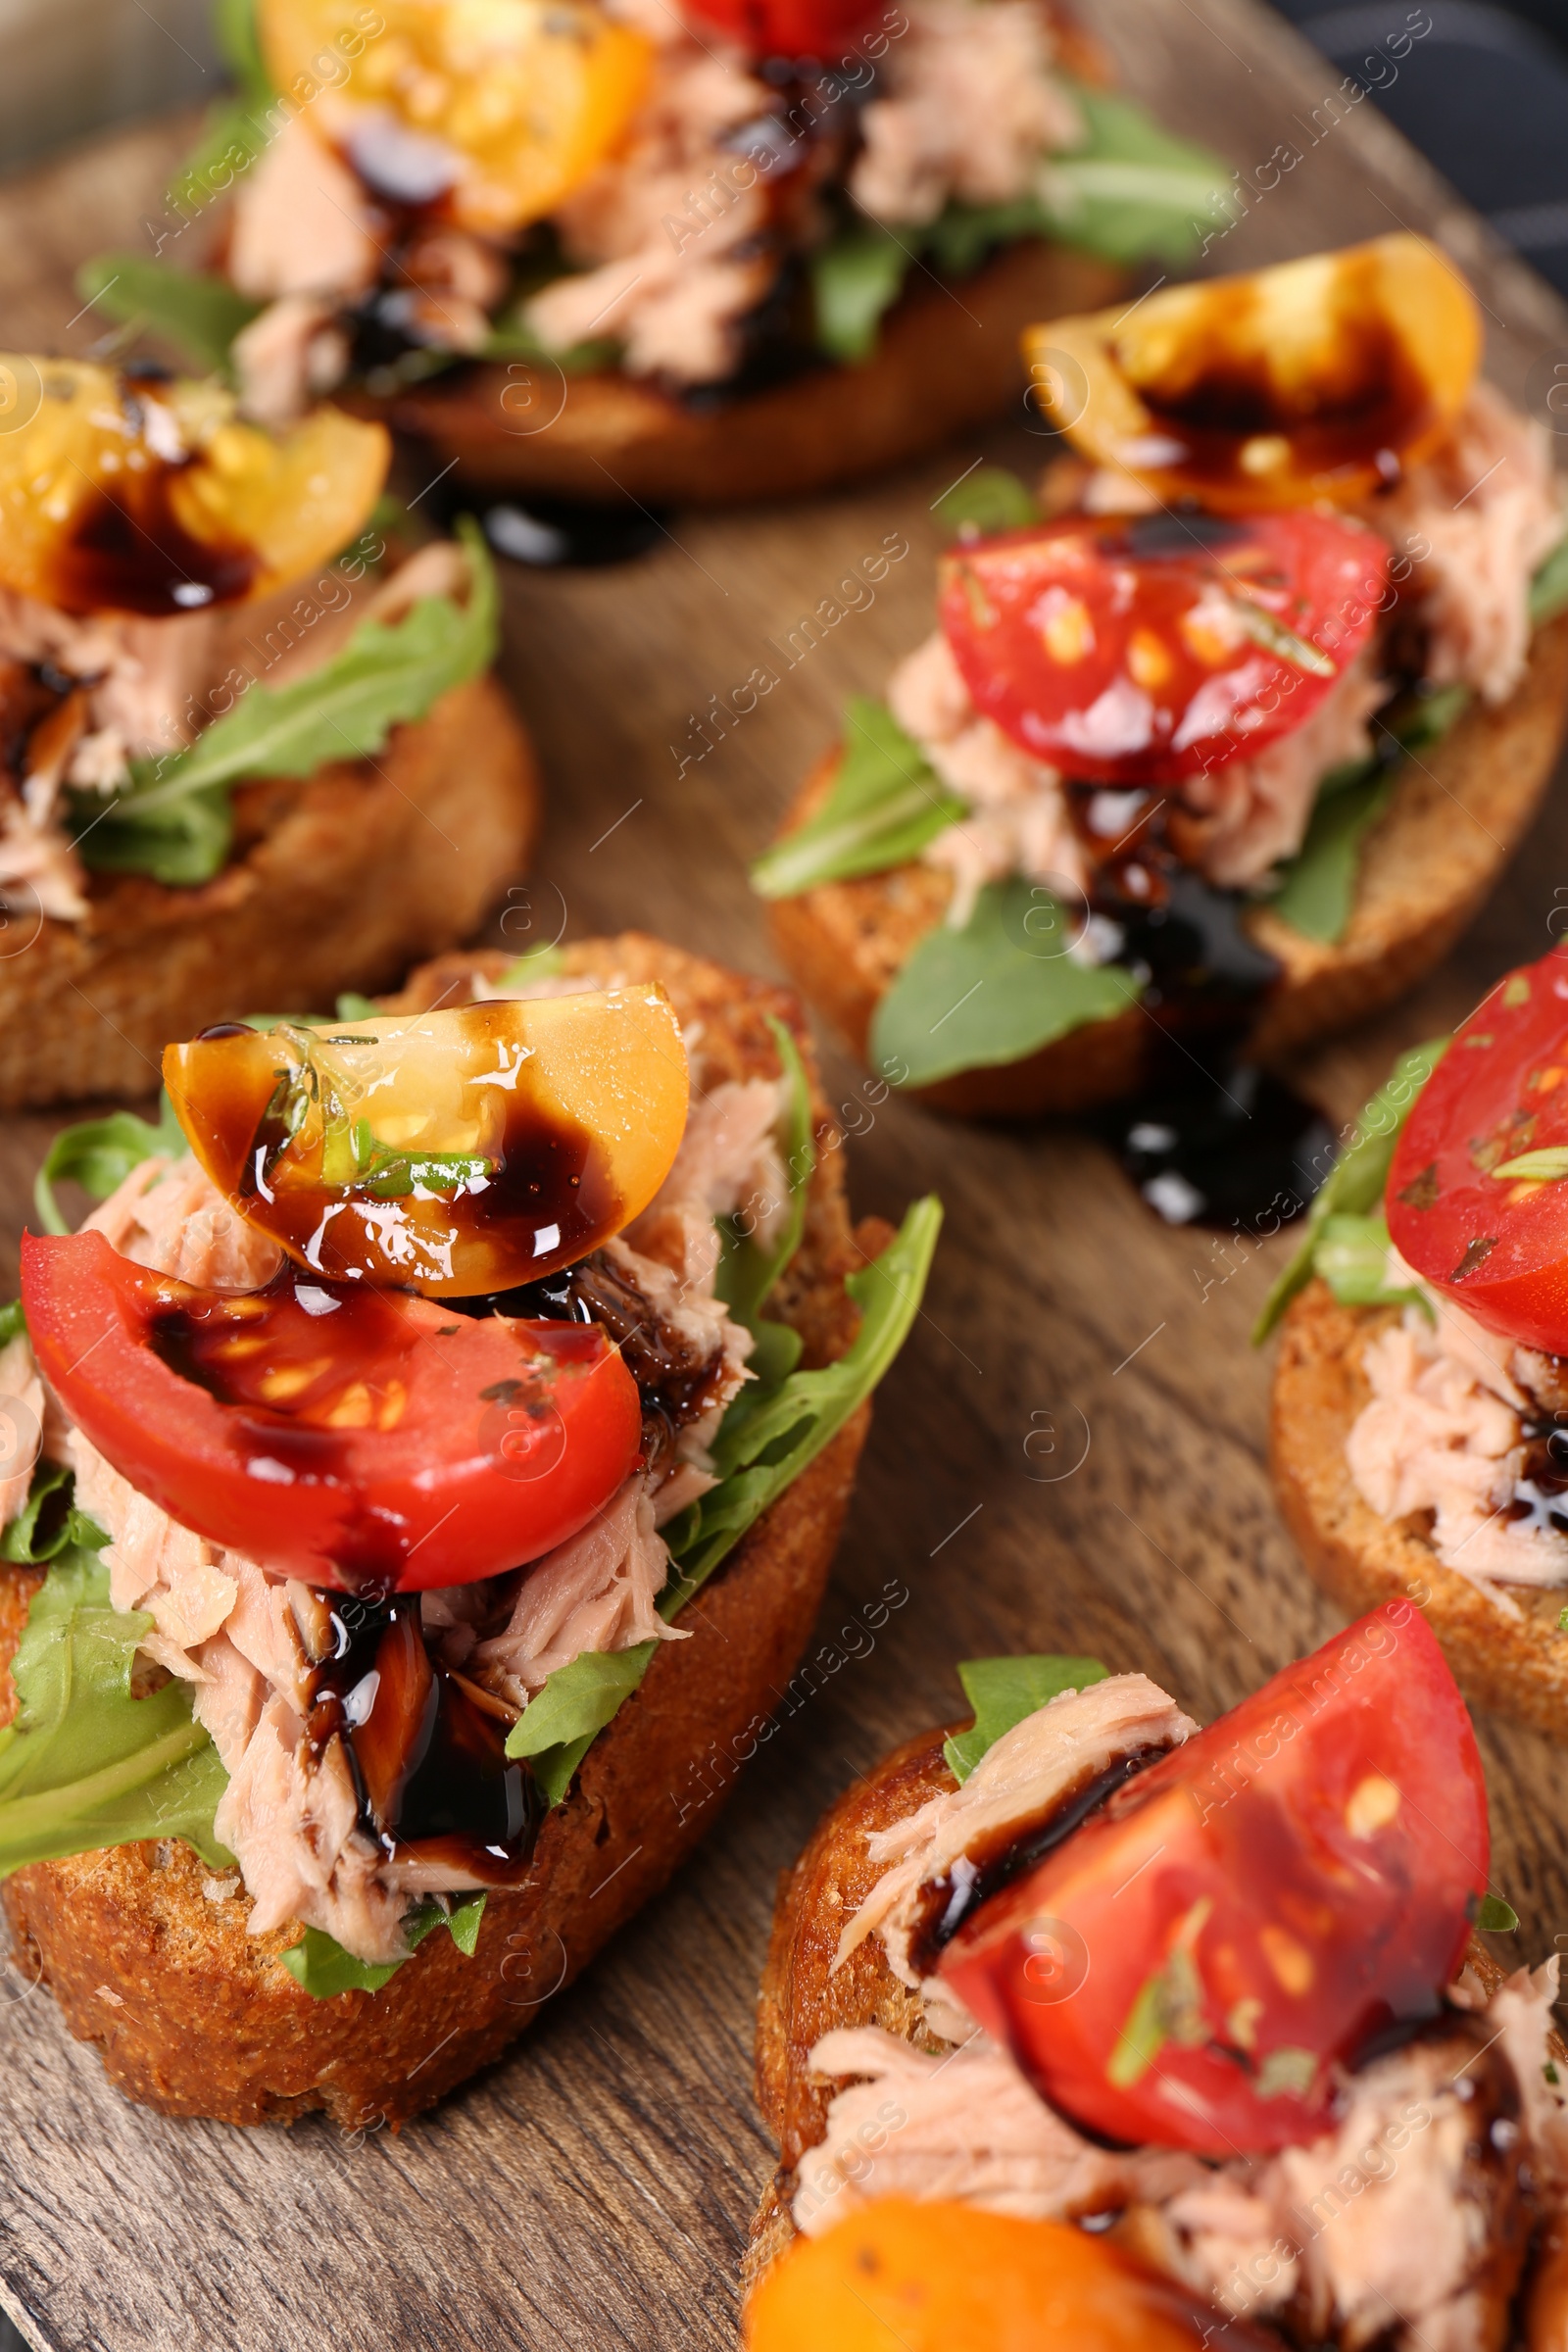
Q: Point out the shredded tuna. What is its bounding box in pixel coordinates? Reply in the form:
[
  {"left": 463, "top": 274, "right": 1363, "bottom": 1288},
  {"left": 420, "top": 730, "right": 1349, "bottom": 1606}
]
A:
[
  {"left": 83, "top": 1154, "right": 282, "bottom": 1291},
  {"left": 1346, "top": 1259, "right": 1568, "bottom": 1601},
  {"left": 1367, "top": 380, "right": 1565, "bottom": 706},
  {"left": 888, "top": 631, "right": 1085, "bottom": 926},
  {"left": 795, "top": 2025, "right": 1206, "bottom": 2236},
  {"left": 466, "top": 1476, "right": 684, "bottom": 1705},
  {"left": 226, "top": 114, "right": 381, "bottom": 304},
  {"left": 231, "top": 295, "right": 351, "bottom": 430},
  {"left": 0, "top": 1328, "right": 46, "bottom": 1528},
  {"left": 1178, "top": 648, "right": 1388, "bottom": 888},
  {"left": 850, "top": 0, "right": 1079, "bottom": 227},
  {"left": 524, "top": 44, "right": 773, "bottom": 384},
  {"left": 836, "top": 1673, "right": 1196, "bottom": 1985}
]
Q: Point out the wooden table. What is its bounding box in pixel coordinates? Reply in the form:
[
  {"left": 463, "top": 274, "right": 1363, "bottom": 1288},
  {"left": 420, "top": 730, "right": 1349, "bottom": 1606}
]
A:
[{"left": 3, "top": 5, "right": 1568, "bottom": 2343}]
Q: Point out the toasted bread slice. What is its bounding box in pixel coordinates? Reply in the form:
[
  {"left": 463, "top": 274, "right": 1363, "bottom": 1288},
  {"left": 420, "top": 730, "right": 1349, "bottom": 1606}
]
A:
[
  {"left": 0, "top": 935, "right": 889, "bottom": 2128},
  {"left": 744, "top": 1710, "right": 1525, "bottom": 2293},
  {"left": 766, "top": 610, "right": 1568, "bottom": 1117},
  {"left": 0, "top": 673, "right": 540, "bottom": 1111},
  {"left": 383, "top": 242, "right": 1123, "bottom": 509},
  {"left": 1270, "top": 1277, "right": 1568, "bottom": 1737}
]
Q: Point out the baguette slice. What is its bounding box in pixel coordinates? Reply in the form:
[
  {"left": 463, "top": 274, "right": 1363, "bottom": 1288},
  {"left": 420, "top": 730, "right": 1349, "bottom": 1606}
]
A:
[
  {"left": 745, "top": 1712, "right": 1527, "bottom": 2293},
  {"left": 0, "top": 674, "right": 539, "bottom": 1111},
  {"left": 1270, "top": 1277, "right": 1568, "bottom": 1738},
  {"left": 382, "top": 242, "right": 1123, "bottom": 509},
  {"left": 0, "top": 935, "right": 886, "bottom": 2128},
  {"left": 766, "top": 609, "right": 1568, "bottom": 1117}
]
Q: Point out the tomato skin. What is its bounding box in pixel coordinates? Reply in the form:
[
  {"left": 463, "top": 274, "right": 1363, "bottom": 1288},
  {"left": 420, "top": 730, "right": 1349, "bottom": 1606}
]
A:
[
  {"left": 938, "top": 511, "right": 1387, "bottom": 786},
  {"left": 679, "top": 0, "right": 883, "bottom": 59},
  {"left": 22, "top": 1231, "right": 641, "bottom": 1592},
  {"left": 1386, "top": 948, "right": 1568, "bottom": 1352},
  {"left": 939, "top": 1604, "right": 1488, "bottom": 2157}
]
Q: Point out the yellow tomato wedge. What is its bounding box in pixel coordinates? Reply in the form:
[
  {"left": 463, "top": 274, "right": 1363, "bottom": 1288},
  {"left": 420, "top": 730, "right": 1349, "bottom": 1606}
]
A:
[
  {"left": 745, "top": 2204, "right": 1237, "bottom": 2352},
  {"left": 0, "top": 359, "right": 388, "bottom": 615},
  {"left": 261, "top": 0, "right": 654, "bottom": 235},
  {"left": 1024, "top": 233, "right": 1482, "bottom": 512},
  {"left": 164, "top": 989, "right": 690, "bottom": 1297}
]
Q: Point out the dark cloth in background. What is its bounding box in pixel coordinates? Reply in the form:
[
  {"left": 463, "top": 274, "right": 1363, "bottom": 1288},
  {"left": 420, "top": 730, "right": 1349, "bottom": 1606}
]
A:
[{"left": 1270, "top": 0, "right": 1568, "bottom": 296}]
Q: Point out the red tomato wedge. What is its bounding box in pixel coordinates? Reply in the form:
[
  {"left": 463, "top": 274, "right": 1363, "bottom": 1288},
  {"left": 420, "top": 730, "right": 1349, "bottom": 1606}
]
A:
[
  {"left": 1386, "top": 948, "right": 1568, "bottom": 1352},
  {"left": 940, "top": 1605, "right": 1488, "bottom": 2157},
  {"left": 937, "top": 511, "right": 1387, "bottom": 785},
  {"left": 680, "top": 0, "right": 882, "bottom": 58},
  {"left": 22, "top": 1231, "right": 641, "bottom": 1591}
]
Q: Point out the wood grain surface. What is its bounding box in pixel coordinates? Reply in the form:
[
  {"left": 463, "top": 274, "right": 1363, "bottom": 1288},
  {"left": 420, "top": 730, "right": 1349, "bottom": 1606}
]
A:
[{"left": 4, "top": 5, "right": 1568, "bottom": 2345}]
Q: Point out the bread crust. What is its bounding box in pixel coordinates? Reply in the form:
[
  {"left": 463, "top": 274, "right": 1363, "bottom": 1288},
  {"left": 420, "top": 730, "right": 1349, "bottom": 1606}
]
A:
[
  {"left": 765, "top": 610, "right": 1568, "bottom": 1117},
  {"left": 1270, "top": 1277, "right": 1568, "bottom": 1736},
  {"left": 0, "top": 673, "right": 540, "bottom": 1110},
  {"left": 381, "top": 242, "right": 1124, "bottom": 509},
  {"left": 0, "top": 935, "right": 890, "bottom": 2128}
]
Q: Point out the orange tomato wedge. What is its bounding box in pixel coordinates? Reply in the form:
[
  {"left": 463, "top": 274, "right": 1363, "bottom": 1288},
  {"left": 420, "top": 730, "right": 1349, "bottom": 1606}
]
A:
[
  {"left": 1024, "top": 233, "right": 1481, "bottom": 512},
  {"left": 0, "top": 360, "right": 388, "bottom": 615},
  {"left": 164, "top": 989, "right": 690, "bottom": 1297},
  {"left": 745, "top": 2203, "right": 1256, "bottom": 2352},
  {"left": 260, "top": 0, "right": 654, "bottom": 236}
]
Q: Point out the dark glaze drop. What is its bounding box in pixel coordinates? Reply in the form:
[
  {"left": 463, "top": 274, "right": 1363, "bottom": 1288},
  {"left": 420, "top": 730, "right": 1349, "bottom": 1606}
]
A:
[
  {"left": 905, "top": 1743, "right": 1170, "bottom": 1980},
  {"left": 310, "top": 1591, "right": 542, "bottom": 1880},
  {"left": 1125, "top": 259, "right": 1438, "bottom": 498},
  {"left": 1071, "top": 799, "right": 1334, "bottom": 1232},
  {"left": 50, "top": 471, "right": 256, "bottom": 618},
  {"left": 1508, "top": 1412, "right": 1568, "bottom": 1541}
]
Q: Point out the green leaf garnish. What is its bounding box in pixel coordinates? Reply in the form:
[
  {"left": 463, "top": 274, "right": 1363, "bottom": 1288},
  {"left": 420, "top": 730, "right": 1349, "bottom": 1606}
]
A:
[
  {"left": 1229, "top": 599, "right": 1335, "bottom": 677},
  {"left": 505, "top": 1642, "right": 659, "bottom": 1808},
  {"left": 810, "top": 222, "right": 912, "bottom": 364},
  {"left": 1530, "top": 530, "right": 1568, "bottom": 627},
  {"left": 1477, "top": 1892, "right": 1519, "bottom": 1934},
  {"left": 72, "top": 518, "right": 498, "bottom": 887},
  {"left": 1252, "top": 1037, "right": 1449, "bottom": 1342},
  {"left": 1034, "top": 86, "right": 1235, "bottom": 266},
  {"left": 1312, "top": 1213, "right": 1432, "bottom": 1319},
  {"left": 751, "top": 700, "right": 963, "bottom": 901},
  {"left": 74, "top": 255, "right": 261, "bottom": 376},
  {"left": 1106, "top": 1897, "right": 1213, "bottom": 2087},
  {"left": 870, "top": 880, "right": 1141, "bottom": 1090},
  {"left": 932, "top": 466, "right": 1041, "bottom": 541},
  {"left": 1266, "top": 770, "right": 1391, "bottom": 945},
  {"left": 715, "top": 1014, "right": 813, "bottom": 1369},
  {"left": 34, "top": 1094, "right": 187, "bottom": 1236},
  {"left": 944, "top": 1655, "right": 1108, "bottom": 1784},
  {"left": 1489, "top": 1148, "right": 1568, "bottom": 1181},
  {"left": 279, "top": 1893, "right": 487, "bottom": 1998},
  {"left": 0, "top": 1530, "right": 230, "bottom": 1880},
  {"left": 1, "top": 1460, "right": 111, "bottom": 1566}
]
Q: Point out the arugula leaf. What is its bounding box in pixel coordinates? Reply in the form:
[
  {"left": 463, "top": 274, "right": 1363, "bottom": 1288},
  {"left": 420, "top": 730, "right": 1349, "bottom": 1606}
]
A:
[
  {"left": 871, "top": 879, "right": 1142, "bottom": 1090},
  {"left": 505, "top": 1642, "right": 659, "bottom": 1807},
  {"left": 1, "top": 1461, "right": 111, "bottom": 1566},
  {"left": 1252, "top": 1036, "right": 1449, "bottom": 1341},
  {"left": 1267, "top": 769, "right": 1392, "bottom": 945},
  {"left": 505, "top": 1202, "right": 939, "bottom": 1804},
  {"left": 751, "top": 700, "right": 963, "bottom": 900},
  {"left": 1477, "top": 1892, "right": 1519, "bottom": 1934},
  {"left": 924, "top": 196, "right": 1054, "bottom": 280},
  {"left": 34, "top": 1095, "right": 187, "bottom": 1235},
  {"left": 213, "top": 0, "right": 273, "bottom": 107},
  {"left": 279, "top": 1892, "right": 487, "bottom": 1998},
  {"left": 944, "top": 1655, "right": 1108, "bottom": 1783},
  {"left": 1532, "top": 530, "right": 1568, "bottom": 628},
  {"left": 1038, "top": 87, "right": 1232, "bottom": 266},
  {"left": 715, "top": 1013, "right": 813, "bottom": 1367},
  {"left": 662, "top": 1196, "right": 943, "bottom": 1606},
  {"left": 1266, "top": 682, "right": 1472, "bottom": 946},
  {"left": 1312, "top": 1213, "right": 1432, "bottom": 1318},
  {"left": 0, "top": 1538, "right": 230, "bottom": 1879},
  {"left": 810, "top": 223, "right": 913, "bottom": 364},
  {"left": 71, "top": 517, "right": 498, "bottom": 886},
  {"left": 74, "top": 255, "right": 261, "bottom": 376},
  {"left": 933, "top": 466, "right": 1041, "bottom": 541},
  {"left": 0, "top": 1300, "right": 24, "bottom": 1347}
]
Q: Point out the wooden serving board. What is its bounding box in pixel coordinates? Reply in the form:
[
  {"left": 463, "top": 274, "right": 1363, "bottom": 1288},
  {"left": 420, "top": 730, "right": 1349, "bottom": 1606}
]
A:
[{"left": 3, "top": 7, "right": 1568, "bottom": 2345}]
